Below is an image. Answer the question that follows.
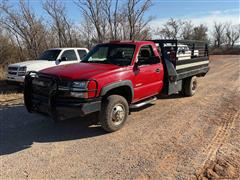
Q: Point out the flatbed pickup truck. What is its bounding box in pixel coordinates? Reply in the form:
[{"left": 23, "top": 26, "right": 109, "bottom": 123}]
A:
[{"left": 24, "top": 40, "right": 209, "bottom": 132}]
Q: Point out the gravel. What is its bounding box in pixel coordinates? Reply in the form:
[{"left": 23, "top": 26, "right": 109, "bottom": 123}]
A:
[{"left": 0, "top": 55, "right": 239, "bottom": 179}]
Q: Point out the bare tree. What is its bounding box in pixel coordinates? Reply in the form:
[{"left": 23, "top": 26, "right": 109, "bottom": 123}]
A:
[
  {"left": 118, "top": 12, "right": 129, "bottom": 40},
  {"left": 138, "top": 26, "right": 152, "bottom": 40},
  {"left": 126, "top": 0, "right": 152, "bottom": 40},
  {"left": 102, "top": 0, "right": 119, "bottom": 40},
  {"left": 0, "top": 32, "right": 23, "bottom": 66},
  {"left": 158, "top": 18, "right": 182, "bottom": 39},
  {"left": 43, "top": 0, "right": 75, "bottom": 47},
  {"left": 0, "top": 0, "right": 48, "bottom": 59},
  {"left": 79, "top": 14, "right": 98, "bottom": 48},
  {"left": 213, "top": 22, "right": 226, "bottom": 47},
  {"left": 75, "top": 0, "right": 152, "bottom": 41},
  {"left": 225, "top": 23, "right": 240, "bottom": 47},
  {"left": 75, "top": 0, "right": 107, "bottom": 42},
  {"left": 192, "top": 24, "right": 208, "bottom": 41},
  {"left": 181, "top": 20, "right": 194, "bottom": 40}
]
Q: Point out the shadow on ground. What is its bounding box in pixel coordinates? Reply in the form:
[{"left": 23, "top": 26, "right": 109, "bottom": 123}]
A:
[
  {"left": 0, "top": 93, "right": 186, "bottom": 156},
  {"left": 0, "top": 80, "right": 23, "bottom": 94},
  {"left": 157, "top": 93, "right": 185, "bottom": 100},
  {"left": 0, "top": 104, "right": 106, "bottom": 156}
]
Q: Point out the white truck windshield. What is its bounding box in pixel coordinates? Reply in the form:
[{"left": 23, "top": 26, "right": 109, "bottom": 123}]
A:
[{"left": 38, "top": 50, "right": 61, "bottom": 61}]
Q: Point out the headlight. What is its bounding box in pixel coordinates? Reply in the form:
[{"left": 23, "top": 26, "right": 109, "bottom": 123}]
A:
[
  {"left": 18, "top": 66, "right": 27, "bottom": 76},
  {"left": 19, "top": 66, "right": 26, "bottom": 72},
  {"left": 69, "top": 80, "right": 97, "bottom": 98},
  {"left": 70, "top": 81, "right": 89, "bottom": 98},
  {"left": 71, "top": 81, "right": 88, "bottom": 90}
]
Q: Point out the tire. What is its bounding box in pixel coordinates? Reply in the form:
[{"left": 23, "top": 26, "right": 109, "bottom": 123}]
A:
[
  {"left": 182, "top": 76, "right": 197, "bottom": 97},
  {"left": 99, "top": 95, "right": 129, "bottom": 132}
]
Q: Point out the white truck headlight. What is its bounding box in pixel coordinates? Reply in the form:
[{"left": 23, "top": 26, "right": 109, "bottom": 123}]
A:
[
  {"left": 19, "top": 66, "right": 26, "bottom": 71},
  {"left": 18, "top": 66, "right": 27, "bottom": 76}
]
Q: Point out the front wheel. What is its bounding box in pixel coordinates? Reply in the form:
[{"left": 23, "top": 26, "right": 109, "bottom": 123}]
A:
[
  {"left": 182, "top": 76, "right": 197, "bottom": 97},
  {"left": 99, "top": 95, "right": 129, "bottom": 132}
]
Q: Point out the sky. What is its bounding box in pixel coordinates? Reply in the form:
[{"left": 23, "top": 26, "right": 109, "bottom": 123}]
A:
[
  {"left": 4, "top": 0, "right": 240, "bottom": 30},
  {"left": 149, "top": 0, "right": 240, "bottom": 30}
]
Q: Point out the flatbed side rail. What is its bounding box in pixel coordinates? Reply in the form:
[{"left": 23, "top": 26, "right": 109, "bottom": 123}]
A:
[
  {"left": 150, "top": 39, "right": 209, "bottom": 95},
  {"left": 151, "top": 39, "right": 209, "bottom": 80}
]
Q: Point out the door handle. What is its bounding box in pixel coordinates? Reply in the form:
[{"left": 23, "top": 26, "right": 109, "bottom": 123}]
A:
[{"left": 155, "top": 68, "right": 160, "bottom": 73}]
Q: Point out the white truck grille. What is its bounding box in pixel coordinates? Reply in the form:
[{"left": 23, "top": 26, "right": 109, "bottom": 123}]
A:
[{"left": 8, "top": 66, "right": 18, "bottom": 75}]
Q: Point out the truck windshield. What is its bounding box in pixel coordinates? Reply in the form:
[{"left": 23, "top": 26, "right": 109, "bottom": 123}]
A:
[
  {"left": 38, "top": 50, "right": 61, "bottom": 61},
  {"left": 82, "top": 44, "right": 135, "bottom": 66}
]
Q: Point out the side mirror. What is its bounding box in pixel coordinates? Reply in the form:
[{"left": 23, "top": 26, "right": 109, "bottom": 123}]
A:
[
  {"left": 60, "top": 56, "right": 67, "bottom": 62},
  {"left": 134, "top": 59, "right": 140, "bottom": 70},
  {"left": 55, "top": 59, "right": 60, "bottom": 65}
]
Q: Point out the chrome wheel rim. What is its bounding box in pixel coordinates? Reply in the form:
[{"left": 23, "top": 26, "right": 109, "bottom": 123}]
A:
[{"left": 111, "top": 104, "right": 125, "bottom": 126}]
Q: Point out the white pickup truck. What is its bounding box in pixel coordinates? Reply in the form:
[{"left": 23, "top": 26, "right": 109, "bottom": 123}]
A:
[
  {"left": 176, "top": 44, "right": 199, "bottom": 60},
  {"left": 7, "top": 47, "right": 89, "bottom": 84},
  {"left": 163, "top": 44, "right": 199, "bottom": 60}
]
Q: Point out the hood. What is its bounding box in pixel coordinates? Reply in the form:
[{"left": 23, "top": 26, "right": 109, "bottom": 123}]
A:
[
  {"left": 9, "top": 60, "right": 49, "bottom": 67},
  {"left": 40, "top": 63, "right": 121, "bottom": 79}
]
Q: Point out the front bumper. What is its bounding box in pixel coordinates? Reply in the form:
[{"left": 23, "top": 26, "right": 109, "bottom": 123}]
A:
[
  {"left": 7, "top": 74, "right": 25, "bottom": 84},
  {"left": 24, "top": 72, "right": 101, "bottom": 121},
  {"left": 31, "top": 95, "right": 101, "bottom": 120}
]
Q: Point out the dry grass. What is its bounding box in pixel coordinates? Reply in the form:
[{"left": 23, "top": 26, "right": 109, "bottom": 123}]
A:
[
  {"left": 0, "top": 65, "right": 6, "bottom": 81},
  {"left": 0, "top": 93, "right": 23, "bottom": 107},
  {"left": 0, "top": 93, "right": 22, "bottom": 101}
]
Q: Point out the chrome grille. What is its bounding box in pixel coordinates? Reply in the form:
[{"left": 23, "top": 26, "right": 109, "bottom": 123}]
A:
[
  {"left": 8, "top": 66, "right": 18, "bottom": 75},
  {"left": 8, "top": 71, "right": 17, "bottom": 75},
  {"left": 8, "top": 66, "right": 18, "bottom": 71}
]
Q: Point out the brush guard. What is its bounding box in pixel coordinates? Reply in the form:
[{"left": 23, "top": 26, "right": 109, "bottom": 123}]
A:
[{"left": 24, "top": 71, "right": 59, "bottom": 121}]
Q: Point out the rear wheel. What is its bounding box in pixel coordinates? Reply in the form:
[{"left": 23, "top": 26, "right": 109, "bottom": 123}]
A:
[
  {"left": 99, "top": 95, "right": 129, "bottom": 132},
  {"left": 182, "top": 76, "right": 197, "bottom": 96}
]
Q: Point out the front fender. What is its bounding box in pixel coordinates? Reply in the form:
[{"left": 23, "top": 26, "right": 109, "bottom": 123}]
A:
[{"left": 100, "top": 80, "right": 134, "bottom": 101}]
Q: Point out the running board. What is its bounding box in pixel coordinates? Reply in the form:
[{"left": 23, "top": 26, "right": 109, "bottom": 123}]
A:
[{"left": 130, "top": 97, "right": 157, "bottom": 109}]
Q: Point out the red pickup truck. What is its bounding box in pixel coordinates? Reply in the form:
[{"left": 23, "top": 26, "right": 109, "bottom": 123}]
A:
[{"left": 24, "top": 40, "right": 209, "bottom": 132}]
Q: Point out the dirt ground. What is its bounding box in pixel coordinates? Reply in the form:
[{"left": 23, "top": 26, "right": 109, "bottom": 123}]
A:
[{"left": 0, "top": 55, "right": 239, "bottom": 179}]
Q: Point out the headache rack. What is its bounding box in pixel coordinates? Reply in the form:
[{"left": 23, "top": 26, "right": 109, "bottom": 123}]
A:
[{"left": 150, "top": 39, "right": 209, "bottom": 95}]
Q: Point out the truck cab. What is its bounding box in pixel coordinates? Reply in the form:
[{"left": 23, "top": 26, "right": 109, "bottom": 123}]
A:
[
  {"left": 7, "top": 48, "right": 88, "bottom": 85},
  {"left": 24, "top": 40, "right": 209, "bottom": 132}
]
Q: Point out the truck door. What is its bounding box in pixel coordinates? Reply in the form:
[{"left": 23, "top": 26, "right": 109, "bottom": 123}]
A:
[{"left": 133, "top": 45, "right": 163, "bottom": 101}]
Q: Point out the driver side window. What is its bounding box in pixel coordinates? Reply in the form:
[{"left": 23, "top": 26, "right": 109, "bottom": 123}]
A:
[
  {"left": 61, "top": 50, "right": 77, "bottom": 61},
  {"left": 138, "top": 45, "right": 154, "bottom": 65}
]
